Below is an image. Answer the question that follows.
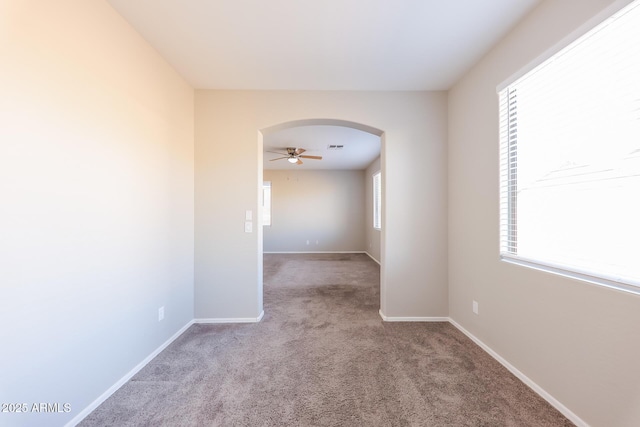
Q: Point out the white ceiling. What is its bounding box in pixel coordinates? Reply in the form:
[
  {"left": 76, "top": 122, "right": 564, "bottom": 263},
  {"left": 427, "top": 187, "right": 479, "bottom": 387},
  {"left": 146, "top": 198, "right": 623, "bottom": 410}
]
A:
[
  {"left": 107, "top": 0, "right": 541, "bottom": 169},
  {"left": 107, "top": 0, "right": 541, "bottom": 91},
  {"left": 264, "top": 126, "right": 380, "bottom": 170}
]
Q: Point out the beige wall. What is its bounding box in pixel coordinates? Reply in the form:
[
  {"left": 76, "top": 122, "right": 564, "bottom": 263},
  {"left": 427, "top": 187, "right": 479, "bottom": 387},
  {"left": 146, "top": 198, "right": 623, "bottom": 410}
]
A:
[
  {"left": 12, "top": 1, "right": 632, "bottom": 424},
  {"left": 0, "top": 1, "right": 194, "bottom": 425},
  {"left": 365, "top": 157, "right": 382, "bottom": 263},
  {"left": 448, "top": 0, "right": 640, "bottom": 425},
  {"left": 195, "top": 90, "right": 448, "bottom": 320},
  {"left": 263, "top": 170, "right": 366, "bottom": 253}
]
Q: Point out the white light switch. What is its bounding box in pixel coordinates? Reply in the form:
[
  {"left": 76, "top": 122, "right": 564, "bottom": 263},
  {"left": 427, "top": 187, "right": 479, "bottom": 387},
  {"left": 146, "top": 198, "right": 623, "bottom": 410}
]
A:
[
  {"left": 245, "top": 210, "right": 252, "bottom": 221},
  {"left": 244, "top": 221, "right": 253, "bottom": 233}
]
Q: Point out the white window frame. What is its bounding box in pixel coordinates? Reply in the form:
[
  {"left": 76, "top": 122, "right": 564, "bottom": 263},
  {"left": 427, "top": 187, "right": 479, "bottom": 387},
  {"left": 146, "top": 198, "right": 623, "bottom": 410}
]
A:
[
  {"left": 373, "top": 171, "right": 381, "bottom": 230},
  {"left": 498, "top": 0, "right": 640, "bottom": 295},
  {"left": 263, "top": 181, "right": 271, "bottom": 227}
]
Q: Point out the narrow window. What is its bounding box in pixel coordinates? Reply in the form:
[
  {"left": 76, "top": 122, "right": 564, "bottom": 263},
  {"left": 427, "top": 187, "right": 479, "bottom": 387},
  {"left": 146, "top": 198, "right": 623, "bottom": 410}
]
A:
[{"left": 373, "top": 171, "right": 381, "bottom": 230}]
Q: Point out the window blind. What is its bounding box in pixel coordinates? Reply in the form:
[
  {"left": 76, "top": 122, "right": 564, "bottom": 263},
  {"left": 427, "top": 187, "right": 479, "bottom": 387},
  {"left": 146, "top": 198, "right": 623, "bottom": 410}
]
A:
[
  {"left": 498, "top": 0, "right": 640, "bottom": 289},
  {"left": 499, "top": 88, "right": 518, "bottom": 255}
]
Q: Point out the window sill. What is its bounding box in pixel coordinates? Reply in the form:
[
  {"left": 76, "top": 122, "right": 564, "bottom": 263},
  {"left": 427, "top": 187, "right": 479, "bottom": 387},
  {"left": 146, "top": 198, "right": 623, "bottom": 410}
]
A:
[{"left": 500, "top": 254, "right": 640, "bottom": 296}]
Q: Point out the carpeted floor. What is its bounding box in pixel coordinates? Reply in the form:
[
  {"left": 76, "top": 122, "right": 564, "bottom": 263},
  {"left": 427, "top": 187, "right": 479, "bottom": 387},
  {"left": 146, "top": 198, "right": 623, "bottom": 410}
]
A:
[{"left": 80, "top": 253, "right": 573, "bottom": 426}]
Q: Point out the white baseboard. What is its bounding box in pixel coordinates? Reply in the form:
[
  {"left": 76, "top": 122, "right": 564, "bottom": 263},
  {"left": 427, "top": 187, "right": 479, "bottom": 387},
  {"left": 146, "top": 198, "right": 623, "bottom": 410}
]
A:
[
  {"left": 378, "top": 313, "right": 587, "bottom": 425},
  {"left": 264, "top": 251, "right": 366, "bottom": 254},
  {"left": 66, "top": 309, "right": 584, "bottom": 427},
  {"left": 379, "top": 309, "right": 448, "bottom": 322},
  {"left": 364, "top": 251, "right": 381, "bottom": 265},
  {"left": 67, "top": 311, "right": 265, "bottom": 426},
  {"left": 448, "top": 319, "right": 588, "bottom": 427},
  {"left": 65, "top": 319, "right": 195, "bottom": 427},
  {"left": 195, "top": 310, "right": 264, "bottom": 324}
]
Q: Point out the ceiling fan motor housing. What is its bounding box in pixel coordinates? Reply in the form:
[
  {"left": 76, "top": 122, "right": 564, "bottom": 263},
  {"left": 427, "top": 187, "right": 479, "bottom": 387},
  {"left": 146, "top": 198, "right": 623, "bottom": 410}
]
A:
[{"left": 267, "top": 147, "right": 321, "bottom": 164}]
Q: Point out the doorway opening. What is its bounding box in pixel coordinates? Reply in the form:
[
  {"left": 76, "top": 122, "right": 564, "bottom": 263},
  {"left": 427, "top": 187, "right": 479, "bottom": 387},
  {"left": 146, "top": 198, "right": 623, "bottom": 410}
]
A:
[{"left": 257, "top": 119, "right": 385, "bottom": 317}]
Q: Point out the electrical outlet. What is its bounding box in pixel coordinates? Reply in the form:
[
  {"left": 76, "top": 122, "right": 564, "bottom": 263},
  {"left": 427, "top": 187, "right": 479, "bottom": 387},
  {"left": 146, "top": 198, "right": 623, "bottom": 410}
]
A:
[
  {"left": 315, "top": 240, "right": 318, "bottom": 245},
  {"left": 158, "top": 306, "right": 165, "bottom": 321},
  {"left": 472, "top": 300, "right": 479, "bottom": 315},
  {"left": 306, "top": 240, "right": 309, "bottom": 245}
]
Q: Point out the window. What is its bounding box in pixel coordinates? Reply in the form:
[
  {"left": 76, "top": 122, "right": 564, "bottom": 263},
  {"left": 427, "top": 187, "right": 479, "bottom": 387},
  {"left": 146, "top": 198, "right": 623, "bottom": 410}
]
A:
[
  {"left": 263, "top": 181, "right": 271, "bottom": 226},
  {"left": 373, "top": 171, "right": 381, "bottom": 230},
  {"left": 499, "top": 0, "right": 640, "bottom": 293}
]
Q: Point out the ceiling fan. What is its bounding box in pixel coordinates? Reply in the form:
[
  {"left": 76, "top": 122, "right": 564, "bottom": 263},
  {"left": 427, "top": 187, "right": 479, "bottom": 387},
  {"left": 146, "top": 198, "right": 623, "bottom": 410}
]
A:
[{"left": 267, "top": 147, "right": 322, "bottom": 165}]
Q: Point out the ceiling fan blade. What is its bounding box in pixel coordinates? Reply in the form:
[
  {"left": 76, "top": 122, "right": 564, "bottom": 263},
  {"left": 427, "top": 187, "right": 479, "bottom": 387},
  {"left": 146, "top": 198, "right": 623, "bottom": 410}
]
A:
[
  {"left": 266, "top": 150, "right": 288, "bottom": 155},
  {"left": 299, "top": 155, "right": 322, "bottom": 160},
  {"left": 295, "top": 148, "right": 306, "bottom": 155},
  {"left": 269, "top": 157, "right": 289, "bottom": 161},
  {"left": 296, "top": 158, "right": 303, "bottom": 165}
]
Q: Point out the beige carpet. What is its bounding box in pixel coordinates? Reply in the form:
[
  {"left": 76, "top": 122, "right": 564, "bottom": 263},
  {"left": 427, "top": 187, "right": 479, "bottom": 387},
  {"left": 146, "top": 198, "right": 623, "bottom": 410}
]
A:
[{"left": 80, "top": 253, "right": 572, "bottom": 426}]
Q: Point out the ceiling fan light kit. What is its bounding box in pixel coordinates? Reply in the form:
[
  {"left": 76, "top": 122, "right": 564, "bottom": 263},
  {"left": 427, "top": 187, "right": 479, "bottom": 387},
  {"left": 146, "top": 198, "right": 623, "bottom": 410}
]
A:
[{"left": 267, "top": 147, "right": 323, "bottom": 165}]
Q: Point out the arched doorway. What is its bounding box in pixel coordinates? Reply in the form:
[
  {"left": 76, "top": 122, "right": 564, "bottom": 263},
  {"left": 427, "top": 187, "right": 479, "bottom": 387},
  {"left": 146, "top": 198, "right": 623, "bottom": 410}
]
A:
[{"left": 258, "top": 118, "right": 386, "bottom": 317}]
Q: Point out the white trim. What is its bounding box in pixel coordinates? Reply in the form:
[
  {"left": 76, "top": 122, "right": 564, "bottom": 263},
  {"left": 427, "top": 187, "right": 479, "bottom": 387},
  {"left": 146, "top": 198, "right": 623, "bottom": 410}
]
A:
[
  {"left": 263, "top": 251, "right": 367, "bottom": 254},
  {"left": 379, "top": 309, "right": 448, "bottom": 322},
  {"left": 66, "top": 312, "right": 266, "bottom": 426},
  {"left": 65, "top": 320, "right": 195, "bottom": 427},
  {"left": 501, "top": 255, "right": 640, "bottom": 296},
  {"left": 365, "top": 251, "right": 380, "bottom": 265},
  {"left": 448, "top": 319, "right": 588, "bottom": 427},
  {"left": 497, "top": 0, "right": 635, "bottom": 92},
  {"left": 65, "top": 311, "right": 586, "bottom": 427},
  {"left": 195, "top": 311, "right": 264, "bottom": 324}
]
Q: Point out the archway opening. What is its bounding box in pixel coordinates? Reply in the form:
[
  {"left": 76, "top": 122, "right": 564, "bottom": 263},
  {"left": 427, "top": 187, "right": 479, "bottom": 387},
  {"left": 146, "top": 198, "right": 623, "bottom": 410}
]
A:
[{"left": 257, "top": 118, "right": 386, "bottom": 317}]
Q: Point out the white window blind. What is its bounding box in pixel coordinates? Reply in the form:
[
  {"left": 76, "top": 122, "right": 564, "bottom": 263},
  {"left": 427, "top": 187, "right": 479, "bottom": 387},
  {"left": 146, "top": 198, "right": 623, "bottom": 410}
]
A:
[
  {"left": 373, "top": 171, "right": 381, "bottom": 230},
  {"left": 499, "top": 0, "right": 640, "bottom": 291}
]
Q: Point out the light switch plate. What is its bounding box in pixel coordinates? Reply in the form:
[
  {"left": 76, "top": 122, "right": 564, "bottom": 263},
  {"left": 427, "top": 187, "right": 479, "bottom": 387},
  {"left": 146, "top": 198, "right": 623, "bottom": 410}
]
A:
[
  {"left": 244, "top": 221, "right": 253, "bottom": 233},
  {"left": 245, "top": 210, "right": 252, "bottom": 221}
]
